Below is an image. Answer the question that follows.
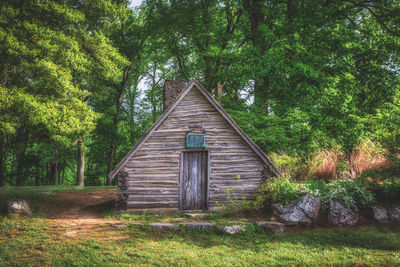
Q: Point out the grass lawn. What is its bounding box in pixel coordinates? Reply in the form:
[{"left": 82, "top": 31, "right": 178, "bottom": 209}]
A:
[{"left": 0, "top": 186, "right": 399, "bottom": 266}]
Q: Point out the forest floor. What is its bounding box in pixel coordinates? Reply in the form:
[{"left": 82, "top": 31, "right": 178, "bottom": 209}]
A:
[{"left": 1, "top": 186, "right": 400, "bottom": 266}]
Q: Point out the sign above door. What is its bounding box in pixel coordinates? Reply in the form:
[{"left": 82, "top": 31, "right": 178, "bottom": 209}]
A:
[{"left": 186, "top": 133, "right": 206, "bottom": 148}]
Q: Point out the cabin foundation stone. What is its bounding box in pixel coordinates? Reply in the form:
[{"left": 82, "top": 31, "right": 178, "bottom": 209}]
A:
[
  {"left": 149, "top": 223, "right": 179, "bottom": 231},
  {"left": 184, "top": 222, "right": 214, "bottom": 230},
  {"left": 224, "top": 225, "right": 246, "bottom": 234}
]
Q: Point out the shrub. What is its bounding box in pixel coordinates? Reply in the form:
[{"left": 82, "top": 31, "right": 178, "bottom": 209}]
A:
[
  {"left": 242, "top": 177, "right": 376, "bottom": 212},
  {"left": 240, "top": 183, "right": 268, "bottom": 211},
  {"left": 304, "top": 180, "right": 329, "bottom": 198},
  {"left": 265, "top": 178, "right": 375, "bottom": 211},
  {"left": 265, "top": 175, "right": 304, "bottom": 205},
  {"left": 241, "top": 175, "right": 303, "bottom": 211},
  {"left": 323, "top": 179, "right": 375, "bottom": 210},
  {"left": 305, "top": 179, "right": 375, "bottom": 210}
]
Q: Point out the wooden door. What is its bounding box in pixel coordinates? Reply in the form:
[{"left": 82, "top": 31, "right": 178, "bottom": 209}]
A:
[{"left": 180, "top": 151, "right": 208, "bottom": 210}]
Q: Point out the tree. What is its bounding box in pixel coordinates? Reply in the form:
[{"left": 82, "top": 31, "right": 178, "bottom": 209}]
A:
[
  {"left": 0, "top": 0, "right": 129, "bottom": 186},
  {"left": 144, "top": 0, "right": 244, "bottom": 96},
  {"left": 364, "top": 89, "right": 400, "bottom": 154}
]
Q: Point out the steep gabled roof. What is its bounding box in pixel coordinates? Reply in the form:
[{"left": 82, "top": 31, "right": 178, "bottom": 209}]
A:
[{"left": 109, "top": 79, "right": 281, "bottom": 179}]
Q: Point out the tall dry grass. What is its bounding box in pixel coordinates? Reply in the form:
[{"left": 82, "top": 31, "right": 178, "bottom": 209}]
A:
[
  {"left": 308, "top": 147, "right": 341, "bottom": 181},
  {"left": 349, "top": 139, "right": 389, "bottom": 176},
  {"left": 270, "top": 140, "right": 389, "bottom": 181}
]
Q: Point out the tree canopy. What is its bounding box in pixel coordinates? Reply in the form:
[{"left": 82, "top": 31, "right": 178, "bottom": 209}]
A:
[{"left": 0, "top": 0, "right": 399, "bottom": 186}]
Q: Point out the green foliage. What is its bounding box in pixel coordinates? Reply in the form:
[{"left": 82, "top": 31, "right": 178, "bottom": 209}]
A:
[
  {"left": 228, "top": 109, "right": 314, "bottom": 155},
  {"left": 0, "top": 0, "right": 131, "bottom": 186},
  {"left": 265, "top": 176, "right": 304, "bottom": 205},
  {"left": 269, "top": 152, "right": 306, "bottom": 180},
  {"left": 245, "top": 177, "right": 375, "bottom": 211},
  {"left": 323, "top": 179, "right": 375, "bottom": 210},
  {"left": 304, "top": 180, "right": 329, "bottom": 199},
  {"left": 363, "top": 89, "right": 400, "bottom": 154},
  {"left": 0, "top": 0, "right": 399, "bottom": 191},
  {"left": 0, "top": 0, "right": 128, "bottom": 144}
]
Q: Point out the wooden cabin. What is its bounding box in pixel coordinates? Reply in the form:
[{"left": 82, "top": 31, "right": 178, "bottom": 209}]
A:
[{"left": 109, "top": 79, "right": 280, "bottom": 212}]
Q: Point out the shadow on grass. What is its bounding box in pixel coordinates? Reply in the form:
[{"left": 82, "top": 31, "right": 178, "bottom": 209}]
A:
[
  {"left": 0, "top": 186, "right": 116, "bottom": 218},
  {"left": 81, "top": 200, "right": 115, "bottom": 216},
  {"left": 124, "top": 224, "right": 400, "bottom": 253}
]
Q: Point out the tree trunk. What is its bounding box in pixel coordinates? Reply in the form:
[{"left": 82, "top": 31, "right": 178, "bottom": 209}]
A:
[
  {"left": 242, "top": 0, "right": 269, "bottom": 111},
  {"left": 39, "top": 166, "right": 43, "bottom": 186},
  {"left": 216, "top": 82, "right": 223, "bottom": 102},
  {"left": 203, "top": 55, "right": 215, "bottom": 93},
  {"left": 46, "top": 163, "right": 51, "bottom": 185},
  {"left": 35, "top": 165, "right": 40, "bottom": 186},
  {"left": 106, "top": 144, "right": 115, "bottom": 185},
  {"left": 54, "top": 148, "right": 59, "bottom": 185},
  {"left": 10, "top": 153, "right": 15, "bottom": 185},
  {"left": 254, "top": 80, "right": 270, "bottom": 112},
  {"left": 0, "top": 138, "right": 4, "bottom": 186},
  {"left": 61, "top": 160, "right": 66, "bottom": 185},
  {"left": 287, "top": 0, "right": 293, "bottom": 23},
  {"left": 16, "top": 129, "right": 29, "bottom": 186},
  {"left": 77, "top": 138, "right": 85, "bottom": 186},
  {"left": 106, "top": 67, "right": 131, "bottom": 186}
]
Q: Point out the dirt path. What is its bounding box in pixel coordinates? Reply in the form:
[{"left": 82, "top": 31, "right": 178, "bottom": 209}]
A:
[
  {"left": 46, "top": 189, "right": 124, "bottom": 240},
  {"left": 55, "top": 189, "right": 116, "bottom": 218}
]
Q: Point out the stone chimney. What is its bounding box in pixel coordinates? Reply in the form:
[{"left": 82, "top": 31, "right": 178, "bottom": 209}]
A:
[{"left": 163, "top": 80, "right": 187, "bottom": 110}]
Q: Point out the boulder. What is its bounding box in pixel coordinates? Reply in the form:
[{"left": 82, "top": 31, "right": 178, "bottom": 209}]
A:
[
  {"left": 256, "top": 222, "right": 285, "bottom": 233},
  {"left": 224, "top": 225, "right": 246, "bottom": 235},
  {"left": 7, "top": 200, "right": 32, "bottom": 215},
  {"left": 388, "top": 206, "right": 400, "bottom": 224},
  {"left": 371, "top": 205, "right": 389, "bottom": 223},
  {"left": 328, "top": 200, "right": 358, "bottom": 226},
  {"left": 149, "top": 223, "right": 178, "bottom": 231},
  {"left": 272, "top": 194, "right": 321, "bottom": 226}
]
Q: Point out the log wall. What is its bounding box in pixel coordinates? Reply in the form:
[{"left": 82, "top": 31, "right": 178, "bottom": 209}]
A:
[{"left": 116, "top": 86, "right": 267, "bottom": 211}]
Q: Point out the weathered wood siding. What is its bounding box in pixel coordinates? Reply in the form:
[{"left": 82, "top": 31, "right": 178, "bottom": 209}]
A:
[{"left": 117, "top": 86, "right": 266, "bottom": 211}]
